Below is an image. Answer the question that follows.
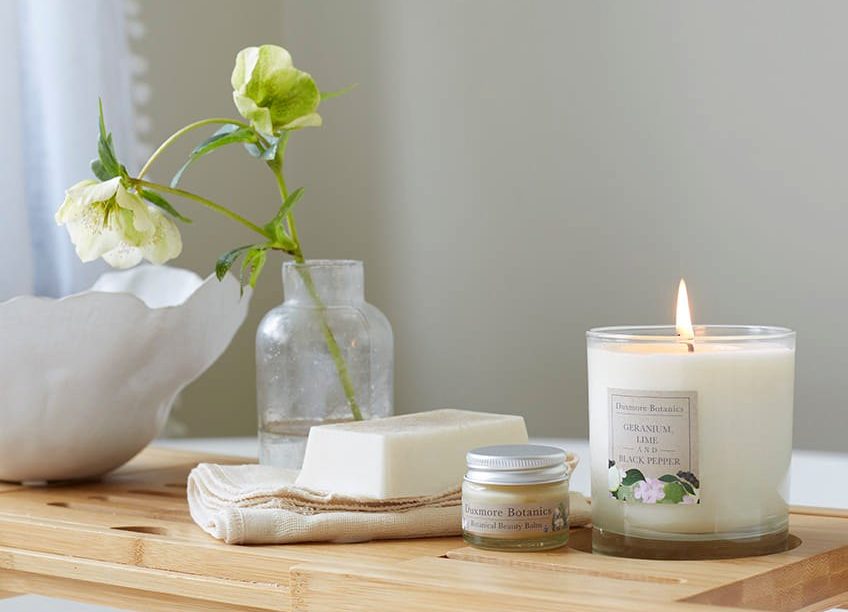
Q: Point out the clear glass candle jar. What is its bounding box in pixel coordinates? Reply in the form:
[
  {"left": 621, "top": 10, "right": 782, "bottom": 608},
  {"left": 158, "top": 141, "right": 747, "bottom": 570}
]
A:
[
  {"left": 587, "top": 325, "right": 795, "bottom": 559},
  {"left": 462, "top": 445, "right": 571, "bottom": 551}
]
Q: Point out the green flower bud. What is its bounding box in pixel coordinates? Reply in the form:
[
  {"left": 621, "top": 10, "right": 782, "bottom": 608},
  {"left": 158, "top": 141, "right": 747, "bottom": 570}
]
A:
[{"left": 231, "top": 45, "right": 321, "bottom": 136}]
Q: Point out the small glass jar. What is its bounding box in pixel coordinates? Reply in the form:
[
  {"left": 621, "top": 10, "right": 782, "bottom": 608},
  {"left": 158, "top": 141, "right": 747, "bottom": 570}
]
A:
[{"left": 462, "top": 445, "right": 571, "bottom": 551}]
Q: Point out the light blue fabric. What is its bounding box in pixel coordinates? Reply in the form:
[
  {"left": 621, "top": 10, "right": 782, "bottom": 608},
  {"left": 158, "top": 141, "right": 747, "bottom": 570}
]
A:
[{"left": 0, "top": 0, "right": 138, "bottom": 300}]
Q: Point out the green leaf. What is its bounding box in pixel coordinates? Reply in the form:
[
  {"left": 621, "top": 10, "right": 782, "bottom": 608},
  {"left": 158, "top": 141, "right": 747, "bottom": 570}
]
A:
[
  {"left": 243, "top": 141, "right": 263, "bottom": 158},
  {"left": 657, "top": 473, "right": 696, "bottom": 495},
  {"left": 660, "top": 481, "right": 687, "bottom": 504},
  {"left": 170, "top": 159, "right": 193, "bottom": 188},
  {"left": 98, "top": 98, "right": 108, "bottom": 140},
  {"left": 621, "top": 469, "right": 646, "bottom": 486},
  {"left": 261, "top": 138, "right": 279, "bottom": 161},
  {"left": 215, "top": 245, "right": 253, "bottom": 281},
  {"left": 90, "top": 159, "right": 112, "bottom": 181},
  {"left": 97, "top": 134, "right": 119, "bottom": 175},
  {"left": 171, "top": 125, "right": 257, "bottom": 187},
  {"left": 320, "top": 83, "right": 357, "bottom": 101},
  {"left": 243, "top": 134, "right": 280, "bottom": 161},
  {"left": 93, "top": 99, "right": 121, "bottom": 180},
  {"left": 195, "top": 126, "right": 255, "bottom": 156},
  {"left": 139, "top": 189, "right": 191, "bottom": 223},
  {"left": 263, "top": 187, "right": 305, "bottom": 249},
  {"left": 239, "top": 246, "right": 268, "bottom": 294},
  {"left": 248, "top": 249, "right": 267, "bottom": 288}
]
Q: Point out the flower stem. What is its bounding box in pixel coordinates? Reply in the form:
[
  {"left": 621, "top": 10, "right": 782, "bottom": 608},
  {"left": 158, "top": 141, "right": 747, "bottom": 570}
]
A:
[
  {"left": 268, "top": 137, "right": 363, "bottom": 421},
  {"left": 132, "top": 179, "right": 271, "bottom": 239},
  {"left": 294, "top": 262, "right": 364, "bottom": 421},
  {"left": 270, "top": 133, "right": 301, "bottom": 246},
  {"left": 287, "top": 211, "right": 301, "bottom": 251},
  {"left": 137, "top": 117, "right": 249, "bottom": 180}
]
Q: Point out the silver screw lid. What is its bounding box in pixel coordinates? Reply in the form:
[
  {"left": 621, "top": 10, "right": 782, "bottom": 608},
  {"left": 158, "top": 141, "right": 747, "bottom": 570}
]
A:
[{"left": 465, "top": 444, "right": 570, "bottom": 485}]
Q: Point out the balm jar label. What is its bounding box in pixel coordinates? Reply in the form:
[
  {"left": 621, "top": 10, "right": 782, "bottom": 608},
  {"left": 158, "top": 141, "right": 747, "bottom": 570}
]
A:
[
  {"left": 462, "top": 501, "right": 568, "bottom": 537},
  {"left": 607, "top": 388, "right": 700, "bottom": 505}
]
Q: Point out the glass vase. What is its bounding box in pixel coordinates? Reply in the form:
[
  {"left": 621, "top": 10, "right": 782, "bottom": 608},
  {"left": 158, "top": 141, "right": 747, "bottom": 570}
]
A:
[{"left": 256, "top": 260, "right": 393, "bottom": 468}]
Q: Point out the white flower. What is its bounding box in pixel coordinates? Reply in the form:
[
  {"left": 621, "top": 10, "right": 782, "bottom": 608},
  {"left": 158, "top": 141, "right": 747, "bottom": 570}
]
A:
[
  {"left": 608, "top": 465, "right": 622, "bottom": 492},
  {"left": 55, "top": 178, "right": 182, "bottom": 269}
]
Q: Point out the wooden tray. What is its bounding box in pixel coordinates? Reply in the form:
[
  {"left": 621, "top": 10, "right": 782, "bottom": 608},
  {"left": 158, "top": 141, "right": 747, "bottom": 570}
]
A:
[{"left": 0, "top": 447, "right": 845, "bottom": 611}]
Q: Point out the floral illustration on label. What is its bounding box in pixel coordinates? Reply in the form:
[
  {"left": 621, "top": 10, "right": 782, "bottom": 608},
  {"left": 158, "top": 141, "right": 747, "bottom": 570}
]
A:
[
  {"left": 608, "top": 388, "right": 700, "bottom": 504},
  {"left": 607, "top": 460, "right": 700, "bottom": 504},
  {"left": 552, "top": 502, "right": 567, "bottom": 531}
]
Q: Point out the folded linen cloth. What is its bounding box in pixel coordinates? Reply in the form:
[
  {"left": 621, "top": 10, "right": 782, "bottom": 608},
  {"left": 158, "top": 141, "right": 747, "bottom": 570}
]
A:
[{"left": 188, "top": 462, "right": 592, "bottom": 545}]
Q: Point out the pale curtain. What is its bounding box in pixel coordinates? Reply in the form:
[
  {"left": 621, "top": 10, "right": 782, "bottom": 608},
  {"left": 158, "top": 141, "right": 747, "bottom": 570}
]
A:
[{"left": 0, "top": 0, "right": 141, "bottom": 301}]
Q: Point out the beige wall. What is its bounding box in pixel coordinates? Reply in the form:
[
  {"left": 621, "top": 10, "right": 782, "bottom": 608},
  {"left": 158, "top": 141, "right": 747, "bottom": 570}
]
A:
[{"left": 141, "top": 1, "right": 848, "bottom": 451}]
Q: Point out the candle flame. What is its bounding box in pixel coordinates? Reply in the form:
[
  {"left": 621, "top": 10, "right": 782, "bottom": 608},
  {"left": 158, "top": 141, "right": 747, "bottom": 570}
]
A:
[{"left": 676, "top": 279, "right": 694, "bottom": 341}]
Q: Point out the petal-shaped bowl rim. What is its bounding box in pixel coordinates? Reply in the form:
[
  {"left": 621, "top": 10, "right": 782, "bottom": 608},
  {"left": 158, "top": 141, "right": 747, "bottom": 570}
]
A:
[{"left": 0, "top": 265, "right": 248, "bottom": 312}]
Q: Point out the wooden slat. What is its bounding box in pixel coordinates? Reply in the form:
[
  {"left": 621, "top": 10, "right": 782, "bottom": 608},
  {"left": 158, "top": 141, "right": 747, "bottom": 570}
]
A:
[
  {"left": 0, "top": 484, "right": 461, "bottom": 588},
  {"left": 0, "top": 545, "right": 287, "bottom": 610},
  {"left": 0, "top": 569, "right": 269, "bottom": 612},
  {"left": 289, "top": 556, "right": 752, "bottom": 612},
  {"left": 0, "top": 512, "right": 459, "bottom": 587},
  {"left": 682, "top": 541, "right": 848, "bottom": 611},
  {"left": 448, "top": 513, "right": 848, "bottom": 590},
  {"left": 446, "top": 513, "right": 848, "bottom": 610},
  {"left": 1, "top": 446, "right": 847, "bottom": 611}
]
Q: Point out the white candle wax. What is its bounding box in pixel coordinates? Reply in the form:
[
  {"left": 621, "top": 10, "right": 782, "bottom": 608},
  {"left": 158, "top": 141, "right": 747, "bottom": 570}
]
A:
[{"left": 588, "top": 338, "right": 794, "bottom": 541}]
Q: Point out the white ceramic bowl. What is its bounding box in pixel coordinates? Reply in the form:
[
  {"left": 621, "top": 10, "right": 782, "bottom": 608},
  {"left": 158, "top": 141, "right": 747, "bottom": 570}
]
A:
[{"left": 0, "top": 265, "right": 250, "bottom": 482}]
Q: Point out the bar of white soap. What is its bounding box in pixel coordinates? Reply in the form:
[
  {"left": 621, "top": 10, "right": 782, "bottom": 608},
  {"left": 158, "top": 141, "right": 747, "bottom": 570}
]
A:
[{"left": 295, "top": 409, "right": 528, "bottom": 499}]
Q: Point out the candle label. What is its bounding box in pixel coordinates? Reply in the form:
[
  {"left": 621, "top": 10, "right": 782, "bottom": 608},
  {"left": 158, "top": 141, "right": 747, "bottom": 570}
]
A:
[
  {"left": 607, "top": 389, "right": 701, "bottom": 505},
  {"left": 462, "top": 500, "right": 569, "bottom": 537}
]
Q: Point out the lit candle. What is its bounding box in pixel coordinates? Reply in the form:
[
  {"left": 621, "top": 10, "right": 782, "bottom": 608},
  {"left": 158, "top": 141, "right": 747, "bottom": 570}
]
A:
[{"left": 587, "top": 281, "right": 795, "bottom": 559}]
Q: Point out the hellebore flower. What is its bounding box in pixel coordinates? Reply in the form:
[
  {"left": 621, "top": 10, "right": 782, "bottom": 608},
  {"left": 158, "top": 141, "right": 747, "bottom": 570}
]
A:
[
  {"left": 55, "top": 177, "right": 182, "bottom": 268},
  {"left": 231, "top": 45, "right": 321, "bottom": 136}
]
